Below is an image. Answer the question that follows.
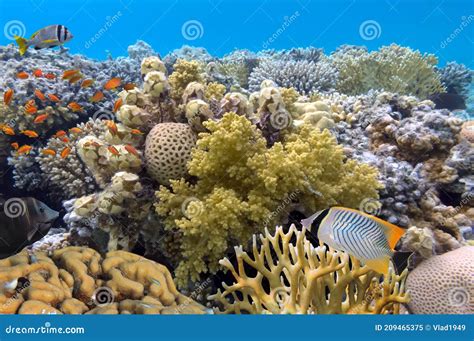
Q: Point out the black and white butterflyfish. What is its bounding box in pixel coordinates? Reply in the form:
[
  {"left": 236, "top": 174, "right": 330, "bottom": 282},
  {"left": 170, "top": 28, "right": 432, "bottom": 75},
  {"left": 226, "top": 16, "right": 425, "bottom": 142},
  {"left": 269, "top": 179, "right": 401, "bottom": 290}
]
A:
[
  {"left": 14, "top": 25, "right": 74, "bottom": 56},
  {"left": 301, "top": 207, "right": 406, "bottom": 274}
]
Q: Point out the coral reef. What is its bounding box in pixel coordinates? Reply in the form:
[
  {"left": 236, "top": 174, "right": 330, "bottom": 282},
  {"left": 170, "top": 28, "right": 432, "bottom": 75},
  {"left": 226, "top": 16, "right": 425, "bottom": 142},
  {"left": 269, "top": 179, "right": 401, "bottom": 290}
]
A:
[
  {"left": 210, "top": 225, "right": 409, "bottom": 314},
  {"left": 155, "top": 112, "right": 381, "bottom": 285},
  {"left": 0, "top": 246, "right": 206, "bottom": 314},
  {"left": 437, "top": 62, "right": 473, "bottom": 99},
  {"left": 405, "top": 246, "right": 474, "bottom": 314}
]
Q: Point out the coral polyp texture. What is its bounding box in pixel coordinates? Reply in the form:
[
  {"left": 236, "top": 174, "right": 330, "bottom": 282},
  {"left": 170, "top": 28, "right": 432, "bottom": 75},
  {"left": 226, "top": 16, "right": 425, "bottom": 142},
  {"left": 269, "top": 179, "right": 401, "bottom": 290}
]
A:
[
  {"left": 209, "top": 225, "right": 409, "bottom": 314},
  {"left": 0, "top": 247, "right": 206, "bottom": 314},
  {"left": 1, "top": 39, "right": 472, "bottom": 316}
]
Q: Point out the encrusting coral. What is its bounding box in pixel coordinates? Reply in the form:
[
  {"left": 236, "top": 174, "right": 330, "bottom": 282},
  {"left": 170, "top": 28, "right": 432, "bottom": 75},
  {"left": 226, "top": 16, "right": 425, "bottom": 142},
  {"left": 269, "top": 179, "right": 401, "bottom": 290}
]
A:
[
  {"left": 209, "top": 225, "right": 409, "bottom": 314},
  {"left": 0, "top": 246, "right": 206, "bottom": 314},
  {"left": 155, "top": 112, "right": 381, "bottom": 286}
]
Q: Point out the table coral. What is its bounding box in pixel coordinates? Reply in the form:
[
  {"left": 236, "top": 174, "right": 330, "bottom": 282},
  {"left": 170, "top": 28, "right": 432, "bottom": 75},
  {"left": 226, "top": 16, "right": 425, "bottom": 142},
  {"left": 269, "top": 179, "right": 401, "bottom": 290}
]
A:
[
  {"left": 155, "top": 112, "right": 381, "bottom": 286},
  {"left": 209, "top": 225, "right": 409, "bottom": 314},
  {"left": 406, "top": 246, "right": 474, "bottom": 314},
  {"left": 0, "top": 247, "right": 206, "bottom": 314}
]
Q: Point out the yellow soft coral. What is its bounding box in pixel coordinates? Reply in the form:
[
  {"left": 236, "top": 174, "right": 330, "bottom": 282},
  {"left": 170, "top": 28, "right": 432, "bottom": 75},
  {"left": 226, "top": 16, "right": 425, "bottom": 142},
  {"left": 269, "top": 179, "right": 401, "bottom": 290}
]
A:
[
  {"left": 155, "top": 113, "right": 381, "bottom": 286},
  {"left": 209, "top": 225, "right": 409, "bottom": 314},
  {"left": 169, "top": 59, "right": 203, "bottom": 102}
]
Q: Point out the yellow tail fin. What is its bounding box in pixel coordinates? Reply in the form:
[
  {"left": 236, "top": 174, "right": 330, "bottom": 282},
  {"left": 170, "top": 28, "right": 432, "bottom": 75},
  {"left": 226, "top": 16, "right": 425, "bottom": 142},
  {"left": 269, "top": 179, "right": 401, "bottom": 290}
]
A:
[
  {"left": 14, "top": 35, "right": 28, "bottom": 56},
  {"left": 364, "top": 257, "right": 390, "bottom": 274}
]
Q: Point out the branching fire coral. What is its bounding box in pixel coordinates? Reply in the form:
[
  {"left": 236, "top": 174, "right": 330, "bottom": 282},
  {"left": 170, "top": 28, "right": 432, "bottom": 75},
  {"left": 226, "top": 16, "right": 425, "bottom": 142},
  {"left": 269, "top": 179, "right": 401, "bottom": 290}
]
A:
[
  {"left": 155, "top": 112, "right": 381, "bottom": 286},
  {"left": 209, "top": 225, "right": 409, "bottom": 314}
]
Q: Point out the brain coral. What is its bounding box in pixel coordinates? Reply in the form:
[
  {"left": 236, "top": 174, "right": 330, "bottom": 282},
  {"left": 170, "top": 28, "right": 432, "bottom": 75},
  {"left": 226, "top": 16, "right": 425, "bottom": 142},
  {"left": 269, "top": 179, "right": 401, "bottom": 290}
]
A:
[
  {"left": 406, "top": 246, "right": 474, "bottom": 314},
  {"left": 0, "top": 247, "right": 206, "bottom": 314},
  {"left": 145, "top": 123, "right": 197, "bottom": 184}
]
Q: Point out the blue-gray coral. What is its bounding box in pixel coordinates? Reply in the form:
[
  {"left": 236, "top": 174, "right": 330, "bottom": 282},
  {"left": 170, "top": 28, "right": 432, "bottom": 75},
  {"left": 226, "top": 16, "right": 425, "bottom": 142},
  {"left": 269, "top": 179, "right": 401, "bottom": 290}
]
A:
[{"left": 437, "top": 62, "right": 473, "bottom": 99}]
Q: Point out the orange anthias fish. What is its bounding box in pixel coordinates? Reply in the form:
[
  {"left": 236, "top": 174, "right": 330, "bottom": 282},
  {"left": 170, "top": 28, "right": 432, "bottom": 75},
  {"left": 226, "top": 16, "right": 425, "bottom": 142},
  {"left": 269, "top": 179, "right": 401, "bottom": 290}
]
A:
[
  {"left": 108, "top": 146, "right": 120, "bottom": 156},
  {"left": 104, "top": 78, "right": 121, "bottom": 90},
  {"left": 1, "top": 125, "right": 15, "bottom": 136},
  {"left": 3, "top": 89, "right": 13, "bottom": 106},
  {"left": 69, "top": 127, "right": 82, "bottom": 134},
  {"left": 47, "top": 94, "right": 61, "bottom": 102},
  {"left": 106, "top": 120, "right": 118, "bottom": 135},
  {"left": 113, "top": 98, "right": 123, "bottom": 113},
  {"left": 67, "top": 102, "right": 83, "bottom": 112},
  {"left": 89, "top": 91, "right": 104, "bottom": 103},
  {"left": 25, "top": 105, "right": 38, "bottom": 115},
  {"left": 41, "top": 149, "right": 56, "bottom": 156},
  {"left": 61, "top": 137, "right": 70, "bottom": 143},
  {"left": 16, "top": 71, "right": 29, "bottom": 79},
  {"left": 21, "top": 130, "right": 39, "bottom": 138},
  {"left": 11, "top": 142, "right": 19, "bottom": 150},
  {"left": 33, "top": 69, "right": 43, "bottom": 78},
  {"left": 68, "top": 74, "right": 83, "bottom": 84},
  {"left": 124, "top": 144, "right": 139, "bottom": 157},
  {"left": 34, "top": 89, "right": 46, "bottom": 101},
  {"left": 130, "top": 129, "right": 143, "bottom": 135},
  {"left": 62, "top": 69, "right": 80, "bottom": 80},
  {"left": 54, "top": 130, "right": 67, "bottom": 138},
  {"left": 81, "top": 79, "right": 94, "bottom": 88},
  {"left": 44, "top": 73, "right": 56, "bottom": 80},
  {"left": 17, "top": 145, "right": 32, "bottom": 155},
  {"left": 34, "top": 114, "right": 49, "bottom": 124},
  {"left": 123, "top": 83, "right": 136, "bottom": 91},
  {"left": 60, "top": 147, "right": 71, "bottom": 159}
]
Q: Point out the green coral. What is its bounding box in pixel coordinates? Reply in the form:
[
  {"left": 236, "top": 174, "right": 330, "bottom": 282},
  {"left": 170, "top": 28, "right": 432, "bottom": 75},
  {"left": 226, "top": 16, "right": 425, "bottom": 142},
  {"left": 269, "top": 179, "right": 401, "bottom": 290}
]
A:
[
  {"left": 169, "top": 59, "right": 203, "bottom": 102},
  {"left": 155, "top": 112, "right": 381, "bottom": 286},
  {"left": 205, "top": 82, "right": 226, "bottom": 101},
  {"left": 331, "top": 44, "right": 445, "bottom": 98}
]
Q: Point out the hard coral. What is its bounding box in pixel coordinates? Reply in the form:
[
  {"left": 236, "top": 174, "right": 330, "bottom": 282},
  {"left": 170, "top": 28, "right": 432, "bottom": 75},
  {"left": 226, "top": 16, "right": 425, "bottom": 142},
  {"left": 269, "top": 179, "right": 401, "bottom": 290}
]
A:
[
  {"left": 0, "top": 247, "right": 206, "bottom": 314},
  {"left": 209, "top": 225, "right": 409, "bottom": 314}
]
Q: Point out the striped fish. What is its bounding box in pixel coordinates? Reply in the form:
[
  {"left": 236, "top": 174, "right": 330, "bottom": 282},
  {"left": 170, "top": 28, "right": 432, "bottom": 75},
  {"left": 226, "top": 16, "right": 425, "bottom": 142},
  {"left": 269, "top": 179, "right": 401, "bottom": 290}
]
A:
[
  {"left": 301, "top": 207, "right": 406, "bottom": 274},
  {"left": 14, "top": 25, "right": 74, "bottom": 56}
]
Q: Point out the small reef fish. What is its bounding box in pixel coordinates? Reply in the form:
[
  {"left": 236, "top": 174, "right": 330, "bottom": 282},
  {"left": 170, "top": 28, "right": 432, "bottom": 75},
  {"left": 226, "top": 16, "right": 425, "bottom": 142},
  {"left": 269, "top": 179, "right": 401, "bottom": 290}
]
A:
[
  {"left": 17, "top": 145, "right": 33, "bottom": 155},
  {"left": 44, "top": 73, "right": 56, "bottom": 80},
  {"left": 62, "top": 69, "right": 80, "bottom": 80},
  {"left": 61, "top": 137, "right": 70, "bottom": 143},
  {"left": 47, "top": 94, "right": 61, "bottom": 103},
  {"left": 16, "top": 71, "right": 29, "bottom": 79},
  {"left": 104, "top": 78, "right": 121, "bottom": 90},
  {"left": 11, "top": 142, "right": 19, "bottom": 150},
  {"left": 21, "top": 130, "right": 39, "bottom": 138},
  {"left": 0, "top": 197, "right": 59, "bottom": 259},
  {"left": 69, "top": 127, "right": 82, "bottom": 134},
  {"left": 25, "top": 105, "right": 38, "bottom": 115},
  {"left": 108, "top": 146, "right": 120, "bottom": 156},
  {"left": 130, "top": 129, "right": 144, "bottom": 135},
  {"left": 68, "top": 74, "right": 83, "bottom": 84},
  {"left": 89, "top": 91, "right": 104, "bottom": 103},
  {"left": 123, "top": 83, "right": 136, "bottom": 91},
  {"left": 1, "top": 125, "right": 15, "bottom": 135},
  {"left": 60, "top": 147, "right": 71, "bottom": 158},
  {"left": 34, "top": 89, "right": 46, "bottom": 101},
  {"left": 81, "top": 79, "right": 94, "bottom": 88},
  {"left": 34, "top": 114, "right": 49, "bottom": 123},
  {"left": 67, "top": 102, "right": 83, "bottom": 112},
  {"left": 3, "top": 89, "right": 13, "bottom": 106},
  {"left": 106, "top": 120, "right": 118, "bottom": 135},
  {"left": 113, "top": 98, "right": 123, "bottom": 113},
  {"left": 301, "top": 207, "right": 406, "bottom": 274},
  {"left": 33, "top": 69, "right": 43, "bottom": 78},
  {"left": 124, "top": 144, "right": 139, "bottom": 157},
  {"left": 14, "top": 25, "right": 74, "bottom": 56},
  {"left": 41, "top": 149, "right": 56, "bottom": 156},
  {"left": 54, "top": 130, "right": 66, "bottom": 138}
]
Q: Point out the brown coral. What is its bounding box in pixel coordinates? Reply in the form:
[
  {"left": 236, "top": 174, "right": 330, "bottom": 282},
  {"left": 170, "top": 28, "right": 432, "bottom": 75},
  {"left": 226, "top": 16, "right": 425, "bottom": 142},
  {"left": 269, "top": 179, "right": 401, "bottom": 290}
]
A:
[
  {"left": 144, "top": 123, "right": 197, "bottom": 185},
  {"left": 0, "top": 247, "right": 205, "bottom": 314},
  {"left": 406, "top": 246, "right": 474, "bottom": 314}
]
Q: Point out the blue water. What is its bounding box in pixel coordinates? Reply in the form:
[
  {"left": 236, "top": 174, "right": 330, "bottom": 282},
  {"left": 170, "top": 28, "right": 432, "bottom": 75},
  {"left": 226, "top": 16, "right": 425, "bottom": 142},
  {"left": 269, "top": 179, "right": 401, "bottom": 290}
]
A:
[{"left": 0, "top": 0, "right": 473, "bottom": 66}]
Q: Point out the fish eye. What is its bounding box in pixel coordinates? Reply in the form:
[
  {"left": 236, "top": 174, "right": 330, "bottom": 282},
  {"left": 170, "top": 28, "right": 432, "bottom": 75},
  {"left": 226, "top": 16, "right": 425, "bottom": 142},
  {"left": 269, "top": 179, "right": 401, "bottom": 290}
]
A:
[{"left": 39, "top": 207, "right": 45, "bottom": 213}]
